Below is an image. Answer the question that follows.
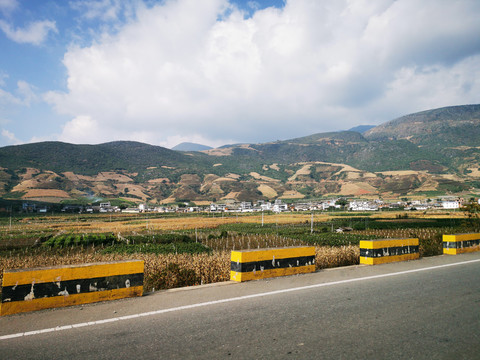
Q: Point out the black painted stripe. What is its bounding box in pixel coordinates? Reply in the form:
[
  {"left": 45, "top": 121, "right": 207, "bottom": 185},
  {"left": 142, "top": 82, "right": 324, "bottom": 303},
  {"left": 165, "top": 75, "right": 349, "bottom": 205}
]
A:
[
  {"left": 231, "top": 255, "right": 315, "bottom": 273},
  {"left": 1, "top": 273, "right": 144, "bottom": 303},
  {"left": 443, "top": 239, "right": 480, "bottom": 249},
  {"left": 360, "top": 246, "right": 419, "bottom": 258}
]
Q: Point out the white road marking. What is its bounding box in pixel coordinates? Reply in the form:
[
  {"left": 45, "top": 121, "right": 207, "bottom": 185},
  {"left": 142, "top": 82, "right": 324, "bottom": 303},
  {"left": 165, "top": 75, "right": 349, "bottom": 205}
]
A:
[{"left": 1, "top": 258, "right": 480, "bottom": 341}]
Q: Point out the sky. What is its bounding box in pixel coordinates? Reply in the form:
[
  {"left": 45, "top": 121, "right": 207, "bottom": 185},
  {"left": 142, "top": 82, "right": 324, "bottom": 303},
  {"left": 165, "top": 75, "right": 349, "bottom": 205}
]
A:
[{"left": 0, "top": 0, "right": 479, "bottom": 149}]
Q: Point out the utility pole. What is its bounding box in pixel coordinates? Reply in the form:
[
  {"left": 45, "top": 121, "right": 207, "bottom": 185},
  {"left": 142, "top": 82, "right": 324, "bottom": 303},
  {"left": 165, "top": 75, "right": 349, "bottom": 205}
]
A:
[{"left": 311, "top": 211, "right": 314, "bottom": 234}]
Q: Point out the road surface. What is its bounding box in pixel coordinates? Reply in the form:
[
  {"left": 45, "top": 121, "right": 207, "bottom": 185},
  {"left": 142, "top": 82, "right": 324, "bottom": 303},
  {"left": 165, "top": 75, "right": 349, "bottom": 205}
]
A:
[{"left": 1, "top": 252, "right": 479, "bottom": 359}]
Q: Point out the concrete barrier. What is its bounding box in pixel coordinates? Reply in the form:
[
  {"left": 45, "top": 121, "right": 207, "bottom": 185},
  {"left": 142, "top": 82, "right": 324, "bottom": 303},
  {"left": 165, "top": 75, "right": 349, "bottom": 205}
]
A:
[
  {"left": 230, "top": 246, "right": 315, "bottom": 282},
  {"left": 443, "top": 233, "right": 480, "bottom": 255},
  {"left": 1, "top": 260, "right": 144, "bottom": 316},
  {"left": 360, "top": 238, "right": 419, "bottom": 265}
]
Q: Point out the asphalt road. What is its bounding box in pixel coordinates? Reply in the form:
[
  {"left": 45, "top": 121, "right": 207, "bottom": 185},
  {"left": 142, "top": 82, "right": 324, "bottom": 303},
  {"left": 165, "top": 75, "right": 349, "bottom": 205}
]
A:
[{"left": 1, "top": 252, "right": 480, "bottom": 359}]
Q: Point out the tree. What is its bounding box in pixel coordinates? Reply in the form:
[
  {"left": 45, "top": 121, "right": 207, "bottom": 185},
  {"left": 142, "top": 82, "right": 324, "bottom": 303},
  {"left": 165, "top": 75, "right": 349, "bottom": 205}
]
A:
[
  {"left": 461, "top": 198, "right": 480, "bottom": 231},
  {"left": 336, "top": 198, "right": 348, "bottom": 210}
]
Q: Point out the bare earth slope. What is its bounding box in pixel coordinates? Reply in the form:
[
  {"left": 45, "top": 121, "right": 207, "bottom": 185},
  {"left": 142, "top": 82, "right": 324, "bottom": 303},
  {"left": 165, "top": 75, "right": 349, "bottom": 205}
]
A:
[{"left": 1, "top": 105, "right": 480, "bottom": 203}]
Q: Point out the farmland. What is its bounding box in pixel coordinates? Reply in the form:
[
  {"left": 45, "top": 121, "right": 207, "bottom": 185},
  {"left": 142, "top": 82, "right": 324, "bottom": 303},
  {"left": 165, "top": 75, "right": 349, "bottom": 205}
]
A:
[{"left": 0, "top": 209, "right": 476, "bottom": 294}]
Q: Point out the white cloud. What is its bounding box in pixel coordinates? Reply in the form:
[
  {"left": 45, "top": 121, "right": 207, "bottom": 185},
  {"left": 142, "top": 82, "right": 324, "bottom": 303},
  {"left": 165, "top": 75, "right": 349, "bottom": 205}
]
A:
[
  {"left": 160, "top": 134, "right": 235, "bottom": 149},
  {"left": 247, "top": 1, "right": 260, "bottom": 10},
  {"left": 69, "top": 0, "right": 139, "bottom": 23},
  {"left": 0, "top": 80, "right": 38, "bottom": 106},
  {"left": 70, "top": 0, "right": 121, "bottom": 21},
  {"left": 0, "top": 19, "right": 57, "bottom": 45},
  {"left": 1, "top": 129, "right": 21, "bottom": 145},
  {"left": 28, "top": 135, "right": 55, "bottom": 144},
  {"left": 0, "top": 87, "right": 21, "bottom": 105},
  {"left": 0, "top": 72, "right": 7, "bottom": 87},
  {"left": 373, "top": 55, "right": 480, "bottom": 117},
  {"left": 49, "top": 0, "right": 480, "bottom": 146},
  {"left": 58, "top": 115, "right": 105, "bottom": 144},
  {"left": 0, "top": 0, "right": 18, "bottom": 15},
  {"left": 16, "top": 80, "right": 37, "bottom": 106},
  {"left": 362, "top": 0, "right": 480, "bottom": 67}
]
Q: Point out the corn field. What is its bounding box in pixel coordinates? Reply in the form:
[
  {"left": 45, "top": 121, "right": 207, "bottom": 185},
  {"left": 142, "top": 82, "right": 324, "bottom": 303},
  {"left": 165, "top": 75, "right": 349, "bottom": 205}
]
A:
[
  {"left": 202, "top": 234, "right": 303, "bottom": 251},
  {"left": 0, "top": 246, "right": 358, "bottom": 295},
  {"left": 351, "top": 227, "right": 454, "bottom": 239},
  {"left": 0, "top": 210, "right": 473, "bottom": 295}
]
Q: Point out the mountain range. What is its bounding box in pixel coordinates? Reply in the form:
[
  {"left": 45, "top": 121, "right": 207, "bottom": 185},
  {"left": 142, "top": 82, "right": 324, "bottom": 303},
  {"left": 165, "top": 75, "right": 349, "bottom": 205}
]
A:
[
  {"left": 171, "top": 142, "right": 213, "bottom": 151},
  {"left": 1, "top": 104, "right": 480, "bottom": 205}
]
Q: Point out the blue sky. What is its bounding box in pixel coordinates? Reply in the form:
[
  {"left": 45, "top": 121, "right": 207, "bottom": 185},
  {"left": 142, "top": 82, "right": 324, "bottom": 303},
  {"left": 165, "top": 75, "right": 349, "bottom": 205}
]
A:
[{"left": 1, "top": 0, "right": 479, "bottom": 149}]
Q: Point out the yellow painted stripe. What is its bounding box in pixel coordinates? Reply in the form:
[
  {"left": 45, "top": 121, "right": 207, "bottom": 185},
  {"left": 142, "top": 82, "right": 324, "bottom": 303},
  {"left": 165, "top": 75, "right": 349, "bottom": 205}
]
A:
[
  {"left": 360, "top": 253, "right": 419, "bottom": 265},
  {"left": 443, "top": 234, "right": 458, "bottom": 243},
  {"left": 230, "top": 247, "right": 315, "bottom": 263},
  {"left": 443, "top": 248, "right": 458, "bottom": 255},
  {"left": 0, "top": 286, "right": 143, "bottom": 316},
  {"left": 456, "top": 246, "right": 480, "bottom": 254},
  {"left": 442, "top": 233, "right": 480, "bottom": 242},
  {"left": 359, "top": 238, "right": 418, "bottom": 249},
  {"left": 444, "top": 245, "right": 480, "bottom": 255},
  {"left": 2, "top": 261, "right": 144, "bottom": 287},
  {"left": 230, "top": 265, "right": 315, "bottom": 282}
]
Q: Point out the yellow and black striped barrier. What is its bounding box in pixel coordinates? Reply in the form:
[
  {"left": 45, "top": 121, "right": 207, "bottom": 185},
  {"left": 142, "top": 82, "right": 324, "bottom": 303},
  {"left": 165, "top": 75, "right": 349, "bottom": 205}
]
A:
[
  {"left": 443, "top": 233, "right": 480, "bottom": 255},
  {"left": 230, "top": 246, "right": 315, "bottom": 282},
  {"left": 1, "top": 260, "right": 144, "bottom": 316},
  {"left": 360, "top": 238, "right": 419, "bottom": 265}
]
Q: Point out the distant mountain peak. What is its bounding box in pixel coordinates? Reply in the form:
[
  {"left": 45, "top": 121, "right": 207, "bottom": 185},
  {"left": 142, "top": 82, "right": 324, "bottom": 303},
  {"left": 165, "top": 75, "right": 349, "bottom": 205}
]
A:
[
  {"left": 171, "top": 142, "right": 213, "bottom": 151},
  {"left": 348, "top": 125, "right": 375, "bottom": 134}
]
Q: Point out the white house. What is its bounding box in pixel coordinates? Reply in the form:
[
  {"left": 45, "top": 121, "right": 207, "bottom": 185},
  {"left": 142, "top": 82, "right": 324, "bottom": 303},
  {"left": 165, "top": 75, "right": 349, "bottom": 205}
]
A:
[
  {"left": 273, "top": 200, "right": 288, "bottom": 213},
  {"left": 321, "top": 199, "right": 340, "bottom": 210},
  {"left": 349, "top": 201, "right": 378, "bottom": 211},
  {"left": 260, "top": 202, "right": 272, "bottom": 211},
  {"left": 240, "top": 202, "right": 253, "bottom": 212},
  {"left": 442, "top": 199, "right": 460, "bottom": 209}
]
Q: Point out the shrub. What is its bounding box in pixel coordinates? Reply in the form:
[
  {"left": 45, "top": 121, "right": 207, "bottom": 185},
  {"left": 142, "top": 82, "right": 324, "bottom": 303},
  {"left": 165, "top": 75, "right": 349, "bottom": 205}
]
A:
[
  {"left": 144, "top": 263, "right": 200, "bottom": 290},
  {"left": 54, "top": 235, "right": 65, "bottom": 247},
  {"left": 64, "top": 235, "right": 73, "bottom": 247},
  {"left": 419, "top": 233, "right": 443, "bottom": 257},
  {"left": 73, "top": 235, "right": 82, "bottom": 246}
]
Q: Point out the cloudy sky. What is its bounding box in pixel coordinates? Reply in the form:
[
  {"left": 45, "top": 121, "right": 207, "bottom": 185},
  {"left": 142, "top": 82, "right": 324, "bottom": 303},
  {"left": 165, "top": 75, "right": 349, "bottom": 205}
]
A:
[{"left": 1, "top": 0, "right": 479, "bottom": 149}]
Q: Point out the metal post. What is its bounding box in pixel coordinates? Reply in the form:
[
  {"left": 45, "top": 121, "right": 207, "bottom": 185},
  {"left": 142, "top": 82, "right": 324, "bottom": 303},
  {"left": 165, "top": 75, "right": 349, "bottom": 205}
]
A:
[{"left": 311, "top": 211, "right": 313, "bottom": 234}]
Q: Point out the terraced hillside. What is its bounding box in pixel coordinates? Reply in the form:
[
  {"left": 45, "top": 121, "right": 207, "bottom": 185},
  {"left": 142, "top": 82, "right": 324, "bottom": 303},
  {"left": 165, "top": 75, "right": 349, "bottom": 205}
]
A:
[{"left": 1, "top": 105, "right": 479, "bottom": 204}]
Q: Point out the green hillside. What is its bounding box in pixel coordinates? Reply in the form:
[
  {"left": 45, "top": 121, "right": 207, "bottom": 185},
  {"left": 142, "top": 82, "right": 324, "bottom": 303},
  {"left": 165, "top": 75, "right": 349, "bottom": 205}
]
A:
[
  {"left": 365, "top": 104, "right": 480, "bottom": 146},
  {"left": 0, "top": 141, "right": 192, "bottom": 174},
  {"left": 0, "top": 104, "right": 479, "bottom": 203}
]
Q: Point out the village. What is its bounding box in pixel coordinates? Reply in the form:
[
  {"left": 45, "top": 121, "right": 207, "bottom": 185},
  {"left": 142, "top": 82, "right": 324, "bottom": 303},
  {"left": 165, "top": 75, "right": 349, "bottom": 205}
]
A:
[{"left": 43, "top": 196, "right": 473, "bottom": 215}]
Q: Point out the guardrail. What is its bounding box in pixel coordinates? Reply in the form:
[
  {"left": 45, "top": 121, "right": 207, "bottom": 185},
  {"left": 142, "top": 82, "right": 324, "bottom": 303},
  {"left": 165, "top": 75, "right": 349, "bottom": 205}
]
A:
[
  {"left": 230, "top": 246, "right": 315, "bottom": 282},
  {"left": 1, "top": 260, "right": 144, "bottom": 316},
  {"left": 443, "top": 233, "right": 480, "bottom": 255},
  {"left": 360, "top": 238, "right": 419, "bottom": 265},
  {"left": 4, "top": 232, "right": 480, "bottom": 314}
]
